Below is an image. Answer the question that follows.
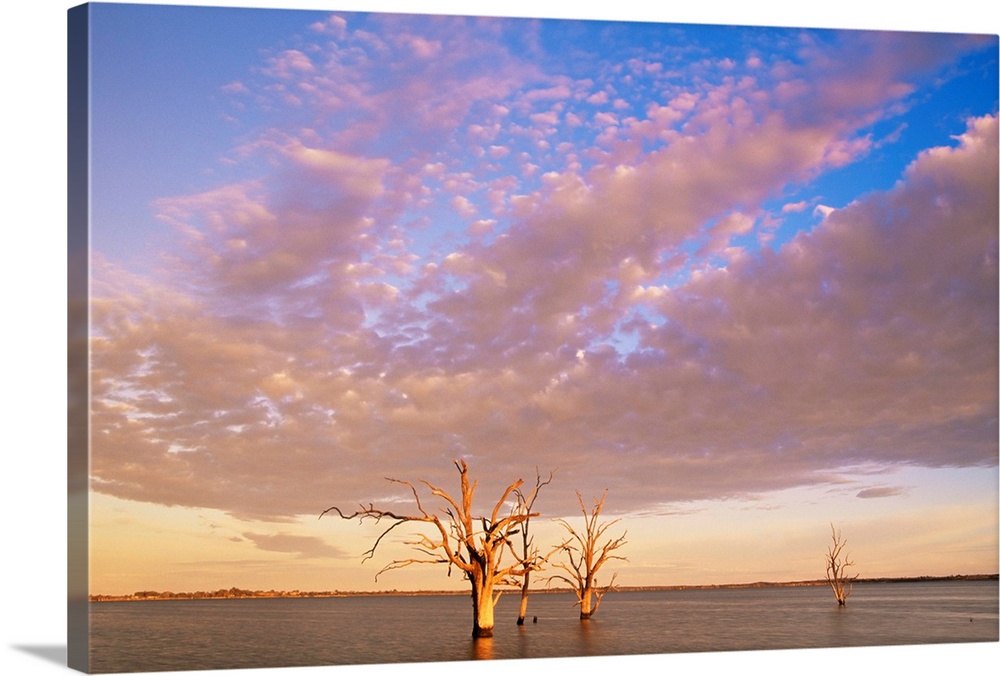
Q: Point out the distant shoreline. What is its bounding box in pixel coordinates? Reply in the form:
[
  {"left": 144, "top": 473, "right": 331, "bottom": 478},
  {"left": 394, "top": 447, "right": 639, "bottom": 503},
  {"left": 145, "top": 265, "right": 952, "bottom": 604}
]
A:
[{"left": 88, "top": 573, "right": 998, "bottom": 602}]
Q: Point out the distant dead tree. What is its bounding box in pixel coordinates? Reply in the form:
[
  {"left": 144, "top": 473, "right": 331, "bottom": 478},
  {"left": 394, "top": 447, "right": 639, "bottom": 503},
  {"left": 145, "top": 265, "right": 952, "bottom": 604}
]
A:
[
  {"left": 321, "top": 459, "right": 557, "bottom": 638},
  {"left": 825, "top": 523, "right": 858, "bottom": 606},
  {"left": 513, "top": 469, "right": 554, "bottom": 626},
  {"left": 547, "top": 489, "right": 628, "bottom": 619}
]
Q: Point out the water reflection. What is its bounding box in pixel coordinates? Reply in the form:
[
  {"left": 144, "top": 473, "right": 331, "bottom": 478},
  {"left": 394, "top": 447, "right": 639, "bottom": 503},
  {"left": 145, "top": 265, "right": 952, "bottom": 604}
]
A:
[
  {"left": 572, "top": 617, "right": 598, "bottom": 656},
  {"left": 470, "top": 637, "right": 494, "bottom": 660},
  {"left": 88, "top": 582, "right": 999, "bottom": 672}
]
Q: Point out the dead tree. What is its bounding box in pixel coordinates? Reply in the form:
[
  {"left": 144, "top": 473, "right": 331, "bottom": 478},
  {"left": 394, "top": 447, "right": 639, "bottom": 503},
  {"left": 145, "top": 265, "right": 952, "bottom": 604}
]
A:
[
  {"left": 513, "top": 469, "right": 554, "bottom": 626},
  {"left": 547, "top": 489, "right": 628, "bottom": 620},
  {"left": 321, "top": 459, "right": 556, "bottom": 638},
  {"left": 825, "top": 523, "right": 858, "bottom": 606}
]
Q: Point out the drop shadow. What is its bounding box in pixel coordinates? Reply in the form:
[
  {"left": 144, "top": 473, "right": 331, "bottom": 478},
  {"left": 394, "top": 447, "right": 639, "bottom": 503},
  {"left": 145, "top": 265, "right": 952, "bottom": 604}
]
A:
[{"left": 12, "top": 644, "right": 67, "bottom": 666}]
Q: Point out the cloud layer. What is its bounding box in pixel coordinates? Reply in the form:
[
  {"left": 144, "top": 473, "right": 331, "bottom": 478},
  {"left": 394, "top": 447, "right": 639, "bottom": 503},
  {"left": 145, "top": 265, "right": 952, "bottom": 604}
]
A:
[{"left": 89, "top": 13, "right": 998, "bottom": 522}]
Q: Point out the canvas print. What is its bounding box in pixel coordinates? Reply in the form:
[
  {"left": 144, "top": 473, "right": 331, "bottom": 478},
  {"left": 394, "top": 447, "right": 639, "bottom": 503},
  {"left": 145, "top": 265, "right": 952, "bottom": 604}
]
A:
[{"left": 68, "top": 1, "right": 999, "bottom": 673}]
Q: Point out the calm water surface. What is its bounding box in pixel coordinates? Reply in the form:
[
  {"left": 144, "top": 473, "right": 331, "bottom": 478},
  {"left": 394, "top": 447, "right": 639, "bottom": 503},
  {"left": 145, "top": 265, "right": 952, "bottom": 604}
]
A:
[{"left": 88, "top": 581, "right": 998, "bottom": 673}]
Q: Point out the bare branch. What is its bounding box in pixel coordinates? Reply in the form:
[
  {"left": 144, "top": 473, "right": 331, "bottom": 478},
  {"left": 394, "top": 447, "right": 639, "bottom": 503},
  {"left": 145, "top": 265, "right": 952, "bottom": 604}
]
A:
[
  {"left": 825, "top": 523, "right": 859, "bottom": 605},
  {"left": 546, "top": 490, "right": 627, "bottom": 619},
  {"left": 321, "top": 461, "right": 556, "bottom": 639}
]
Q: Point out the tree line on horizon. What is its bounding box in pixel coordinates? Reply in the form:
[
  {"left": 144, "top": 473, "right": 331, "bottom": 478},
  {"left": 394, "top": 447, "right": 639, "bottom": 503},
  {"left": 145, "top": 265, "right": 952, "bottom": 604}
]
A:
[{"left": 88, "top": 587, "right": 341, "bottom": 601}]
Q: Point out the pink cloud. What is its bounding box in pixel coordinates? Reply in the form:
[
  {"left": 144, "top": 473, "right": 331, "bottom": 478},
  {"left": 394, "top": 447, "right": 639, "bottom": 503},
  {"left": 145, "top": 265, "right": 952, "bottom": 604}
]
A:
[
  {"left": 856, "top": 487, "right": 906, "bottom": 499},
  {"left": 263, "top": 50, "right": 315, "bottom": 79},
  {"left": 309, "top": 15, "right": 348, "bottom": 38},
  {"left": 90, "top": 16, "right": 997, "bottom": 524},
  {"left": 399, "top": 34, "right": 442, "bottom": 58},
  {"left": 92, "top": 116, "right": 997, "bottom": 520}
]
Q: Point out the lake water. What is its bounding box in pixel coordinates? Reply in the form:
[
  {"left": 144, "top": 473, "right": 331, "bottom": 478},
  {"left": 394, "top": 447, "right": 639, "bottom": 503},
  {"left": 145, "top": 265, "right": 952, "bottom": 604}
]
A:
[{"left": 87, "top": 581, "right": 998, "bottom": 673}]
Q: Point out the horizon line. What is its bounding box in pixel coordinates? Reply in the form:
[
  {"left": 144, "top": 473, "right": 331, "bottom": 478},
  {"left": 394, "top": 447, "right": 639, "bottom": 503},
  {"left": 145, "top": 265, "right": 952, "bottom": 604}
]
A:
[{"left": 88, "top": 572, "right": 1000, "bottom": 600}]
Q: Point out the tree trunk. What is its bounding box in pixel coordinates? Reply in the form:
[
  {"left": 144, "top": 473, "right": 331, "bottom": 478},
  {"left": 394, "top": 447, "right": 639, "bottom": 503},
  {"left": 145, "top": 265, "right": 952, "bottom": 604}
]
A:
[
  {"left": 471, "top": 572, "right": 495, "bottom": 638},
  {"left": 516, "top": 570, "right": 530, "bottom": 625},
  {"left": 474, "top": 607, "right": 495, "bottom": 637},
  {"left": 579, "top": 587, "right": 594, "bottom": 620}
]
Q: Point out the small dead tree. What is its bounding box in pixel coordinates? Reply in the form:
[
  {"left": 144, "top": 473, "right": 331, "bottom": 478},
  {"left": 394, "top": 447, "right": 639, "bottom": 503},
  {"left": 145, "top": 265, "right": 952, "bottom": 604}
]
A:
[
  {"left": 825, "top": 523, "right": 858, "bottom": 606},
  {"left": 513, "top": 469, "right": 554, "bottom": 626},
  {"left": 321, "top": 460, "right": 555, "bottom": 638},
  {"left": 548, "top": 489, "right": 628, "bottom": 620}
]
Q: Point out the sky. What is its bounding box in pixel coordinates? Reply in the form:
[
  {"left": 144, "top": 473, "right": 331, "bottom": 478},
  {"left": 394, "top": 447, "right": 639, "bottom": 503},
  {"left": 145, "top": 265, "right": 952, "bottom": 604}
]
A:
[{"left": 76, "top": 0, "right": 1000, "bottom": 598}]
